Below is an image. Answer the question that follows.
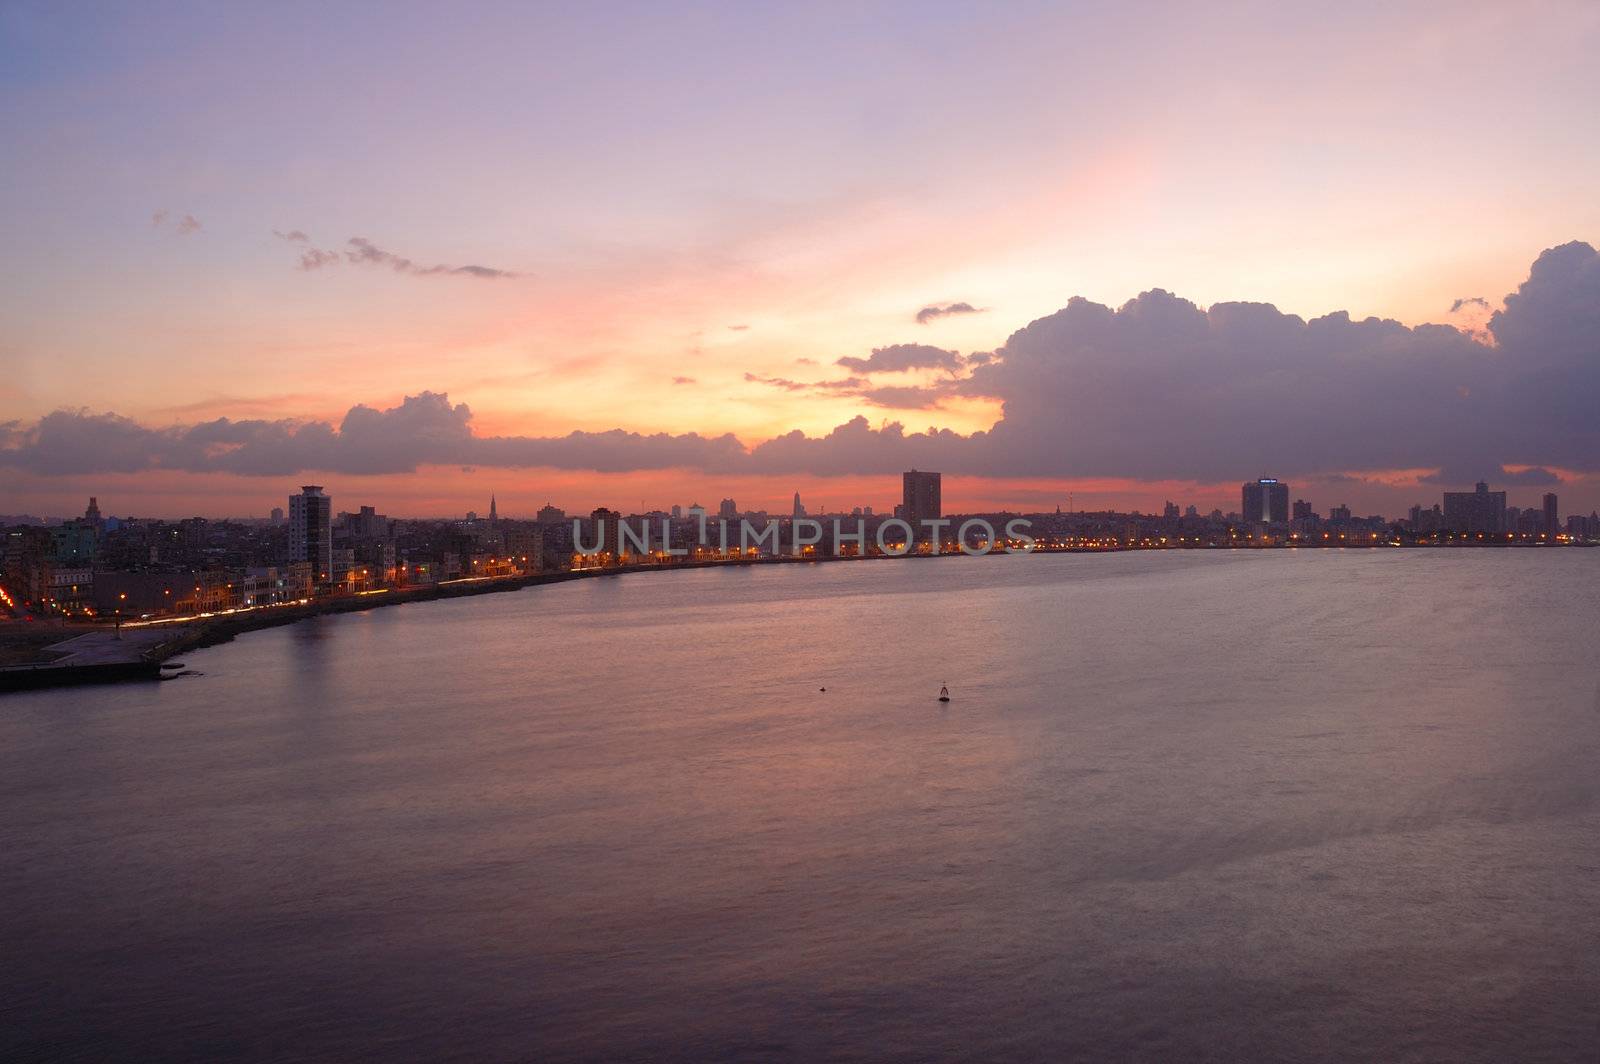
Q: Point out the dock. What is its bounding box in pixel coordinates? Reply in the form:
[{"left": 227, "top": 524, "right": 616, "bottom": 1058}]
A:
[{"left": 0, "top": 627, "right": 195, "bottom": 692}]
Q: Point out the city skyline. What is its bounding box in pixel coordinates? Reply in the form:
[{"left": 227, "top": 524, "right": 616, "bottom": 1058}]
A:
[
  {"left": 4, "top": 4, "right": 1600, "bottom": 517},
  {"left": 8, "top": 470, "right": 1596, "bottom": 530},
  {"left": 12, "top": 469, "right": 1592, "bottom": 622},
  {"left": 25, "top": 471, "right": 1597, "bottom": 533}
]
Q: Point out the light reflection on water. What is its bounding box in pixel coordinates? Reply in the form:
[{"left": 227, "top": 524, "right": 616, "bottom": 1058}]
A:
[{"left": 3, "top": 550, "right": 1598, "bottom": 1062}]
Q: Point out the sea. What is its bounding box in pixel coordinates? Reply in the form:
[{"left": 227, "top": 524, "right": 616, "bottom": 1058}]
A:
[{"left": 2, "top": 549, "right": 1598, "bottom": 1062}]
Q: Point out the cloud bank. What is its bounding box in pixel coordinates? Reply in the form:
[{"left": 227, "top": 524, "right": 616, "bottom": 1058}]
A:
[{"left": 7, "top": 242, "right": 1598, "bottom": 487}]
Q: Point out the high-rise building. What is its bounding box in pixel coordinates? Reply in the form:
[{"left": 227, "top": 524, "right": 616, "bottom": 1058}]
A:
[
  {"left": 84, "top": 497, "right": 103, "bottom": 529},
  {"left": 902, "top": 470, "right": 942, "bottom": 530},
  {"left": 1543, "top": 492, "right": 1559, "bottom": 537},
  {"left": 288, "top": 486, "right": 333, "bottom": 583},
  {"left": 1292, "top": 499, "right": 1314, "bottom": 521},
  {"left": 270, "top": 506, "right": 285, "bottom": 525},
  {"left": 536, "top": 503, "right": 565, "bottom": 524},
  {"left": 792, "top": 492, "right": 806, "bottom": 519},
  {"left": 1241, "top": 478, "right": 1289, "bottom": 524},
  {"left": 718, "top": 498, "right": 738, "bottom": 520},
  {"left": 588, "top": 507, "right": 623, "bottom": 562},
  {"left": 1442, "top": 481, "right": 1507, "bottom": 534}
]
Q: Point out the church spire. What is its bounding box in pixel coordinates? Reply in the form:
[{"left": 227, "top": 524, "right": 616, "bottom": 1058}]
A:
[{"left": 489, "top": 494, "right": 498, "bottom": 525}]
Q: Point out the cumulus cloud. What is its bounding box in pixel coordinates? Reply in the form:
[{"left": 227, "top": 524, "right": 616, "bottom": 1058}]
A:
[
  {"left": 0, "top": 392, "right": 743, "bottom": 477},
  {"left": 836, "top": 343, "right": 962, "bottom": 374},
  {"left": 746, "top": 416, "right": 977, "bottom": 476},
  {"left": 7, "top": 242, "right": 1599, "bottom": 488},
  {"left": 274, "top": 229, "right": 311, "bottom": 243},
  {"left": 916, "top": 301, "right": 984, "bottom": 324},
  {"left": 950, "top": 241, "right": 1600, "bottom": 482}
]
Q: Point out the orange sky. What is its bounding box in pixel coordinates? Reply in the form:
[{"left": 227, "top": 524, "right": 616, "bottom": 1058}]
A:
[{"left": 4, "top": 3, "right": 1599, "bottom": 517}]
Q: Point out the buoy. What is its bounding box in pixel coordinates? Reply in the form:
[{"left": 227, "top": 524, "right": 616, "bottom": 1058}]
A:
[
  {"left": 938, "top": 684, "right": 951, "bottom": 702},
  {"left": 820, "top": 686, "right": 827, "bottom": 692}
]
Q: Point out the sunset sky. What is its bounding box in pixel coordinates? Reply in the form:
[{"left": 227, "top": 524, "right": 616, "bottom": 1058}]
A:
[{"left": 4, "top": 2, "right": 1600, "bottom": 518}]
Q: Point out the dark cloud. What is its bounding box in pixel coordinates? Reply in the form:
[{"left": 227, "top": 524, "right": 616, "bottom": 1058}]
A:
[
  {"left": 1449, "top": 296, "right": 1491, "bottom": 313},
  {"left": 279, "top": 233, "right": 518, "bottom": 279},
  {"left": 1420, "top": 464, "right": 1562, "bottom": 487},
  {"left": 949, "top": 242, "right": 1600, "bottom": 482},
  {"left": 343, "top": 237, "right": 517, "bottom": 279},
  {"left": 915, "top": 301, "right": 985, "bottom": 325},
  {"left": 836, "top": 343, "right": 962, "bottom": 374},
  {"left": 297, "top": 248, "right": 341, "bottom": 271},
  {"left": 746, "top": 416, "right": 977, "bottom": 476},
  {"left": 7, "top": 242, "right": 1598, "bottom": 488}
]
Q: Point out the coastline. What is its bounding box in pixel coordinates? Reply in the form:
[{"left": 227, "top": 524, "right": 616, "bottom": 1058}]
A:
[
  {"left": 2, "top": 542, "right": 1590, "bottom": 694},
  {"left": 0, "top": 555, "right": 776, "bottom": 692}
]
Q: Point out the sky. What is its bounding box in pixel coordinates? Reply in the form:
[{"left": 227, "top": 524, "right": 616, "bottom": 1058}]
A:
[{"left": 3, "top": 1, "right": 1599, "bottom": 519}]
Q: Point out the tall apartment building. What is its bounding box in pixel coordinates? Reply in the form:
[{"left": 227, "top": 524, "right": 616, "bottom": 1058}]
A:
[
  {"left": 288, "top": 485, "right": 333, "bottom": 583},
  {"left": 1241, "top": 478, "right": 1289, "bottom": 524},
  {"left": 902, "top": 470, "right": 942, "bottom": 531}
]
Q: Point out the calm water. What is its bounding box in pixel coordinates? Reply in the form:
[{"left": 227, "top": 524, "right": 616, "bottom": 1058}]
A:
[{"left": 3, "top": 551, "right": 1599, "bottom": 1062}]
